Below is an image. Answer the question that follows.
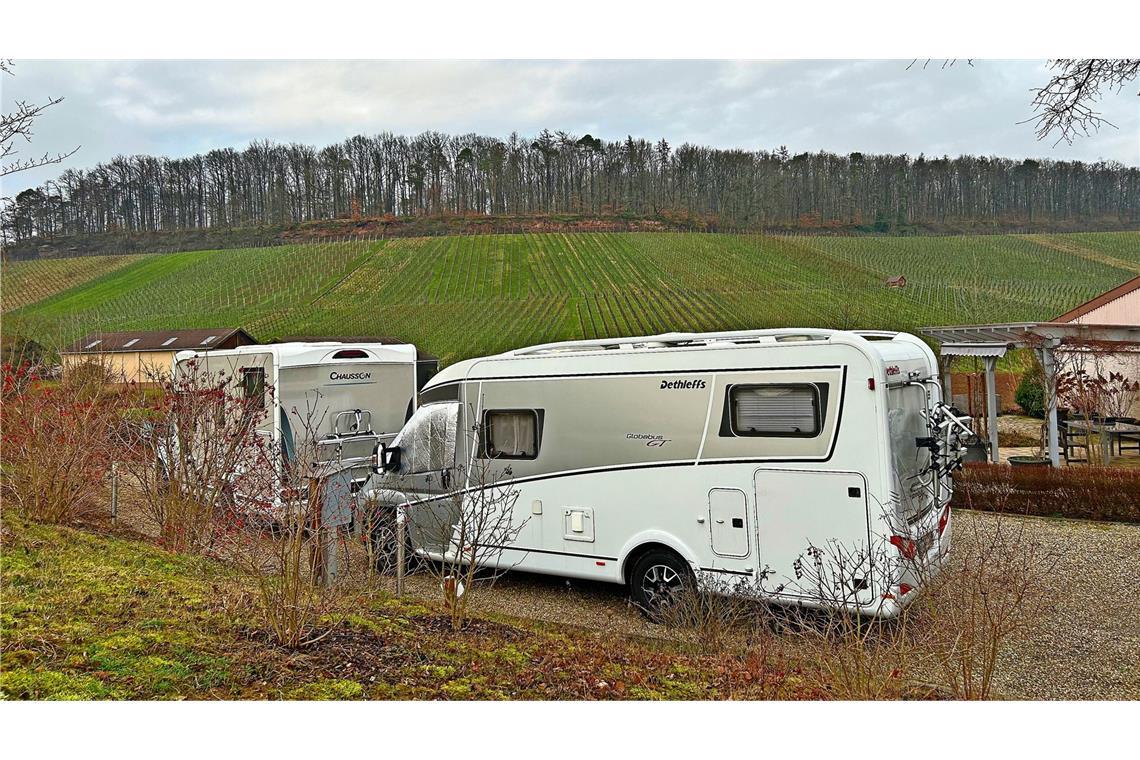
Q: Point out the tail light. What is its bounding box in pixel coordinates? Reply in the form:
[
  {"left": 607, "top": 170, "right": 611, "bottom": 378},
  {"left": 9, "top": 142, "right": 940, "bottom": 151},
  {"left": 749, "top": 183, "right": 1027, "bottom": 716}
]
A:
[
  {"left": 899, "top": 583, "right": 914, "bottom": 596},
  {"left": 889, "top": 535, "right": 916, "bottom": 559},
  {"left": 938, "top": 504, "right": 951, "bottom": 536}
]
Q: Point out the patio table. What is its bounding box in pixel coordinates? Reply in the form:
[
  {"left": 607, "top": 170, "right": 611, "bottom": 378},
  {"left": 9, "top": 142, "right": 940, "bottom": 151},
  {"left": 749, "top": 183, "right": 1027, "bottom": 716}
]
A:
[{"left": 1063, "top": 420, "right": 1140, "bottom": 463}]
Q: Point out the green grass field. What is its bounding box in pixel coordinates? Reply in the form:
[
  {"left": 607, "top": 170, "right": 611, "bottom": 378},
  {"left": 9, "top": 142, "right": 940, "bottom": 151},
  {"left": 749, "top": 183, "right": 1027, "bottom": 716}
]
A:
[{"left": 3, "top": 231, "right": 1137, "bottom": 364}]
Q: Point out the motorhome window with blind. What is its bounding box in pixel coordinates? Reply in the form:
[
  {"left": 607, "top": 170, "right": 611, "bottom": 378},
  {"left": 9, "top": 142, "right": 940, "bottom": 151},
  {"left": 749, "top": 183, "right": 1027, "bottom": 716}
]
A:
[
  {"left": 239, "top": 367, "right": 267, "bottom": 410},
  {"left": 482, "top": 410, "right": 540, "bottom": 459},
  {"left": 728, "top": 384, "right": 821, "bottom": 437}
]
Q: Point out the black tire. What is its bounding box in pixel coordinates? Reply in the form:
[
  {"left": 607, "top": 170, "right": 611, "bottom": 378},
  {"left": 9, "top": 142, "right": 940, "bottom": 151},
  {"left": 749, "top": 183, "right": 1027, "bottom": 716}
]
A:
[{"left": 628, "top": 548, "right": 693, "bottom": 621}]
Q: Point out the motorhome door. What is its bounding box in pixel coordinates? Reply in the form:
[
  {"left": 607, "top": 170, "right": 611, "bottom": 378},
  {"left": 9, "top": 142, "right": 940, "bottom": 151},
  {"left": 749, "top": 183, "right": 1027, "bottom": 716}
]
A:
[{"left": 754, "top": 469, "right": 874, "bottom": 602}]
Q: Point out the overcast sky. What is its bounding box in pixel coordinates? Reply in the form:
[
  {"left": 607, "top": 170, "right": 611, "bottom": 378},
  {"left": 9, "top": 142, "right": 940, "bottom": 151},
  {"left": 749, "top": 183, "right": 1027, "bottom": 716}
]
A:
[{"left": 2, "top": 59, "right": 1137, "bottom": 195}]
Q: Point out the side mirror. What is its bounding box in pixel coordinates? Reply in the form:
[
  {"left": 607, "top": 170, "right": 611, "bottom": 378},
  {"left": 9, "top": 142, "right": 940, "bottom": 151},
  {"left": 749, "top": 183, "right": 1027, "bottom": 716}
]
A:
[{"left": 374, "top": 443, "right": 401, "bottom": 473}]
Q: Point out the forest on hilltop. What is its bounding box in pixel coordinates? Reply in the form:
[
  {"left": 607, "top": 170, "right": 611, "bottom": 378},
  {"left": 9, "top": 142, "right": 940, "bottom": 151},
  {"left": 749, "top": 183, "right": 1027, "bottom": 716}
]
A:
[{"left": 4, "top": 130, "right": 1139, "bottom": 251}]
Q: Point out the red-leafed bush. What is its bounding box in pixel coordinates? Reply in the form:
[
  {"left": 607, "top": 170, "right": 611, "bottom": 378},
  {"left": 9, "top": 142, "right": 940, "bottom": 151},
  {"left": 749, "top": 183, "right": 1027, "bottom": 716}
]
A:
[
  {"left": 1, "top": 362, "right": 126, "bottom": 525},
  {"left": 951, "top": 462, "right": 1140, "bottom": 523}
]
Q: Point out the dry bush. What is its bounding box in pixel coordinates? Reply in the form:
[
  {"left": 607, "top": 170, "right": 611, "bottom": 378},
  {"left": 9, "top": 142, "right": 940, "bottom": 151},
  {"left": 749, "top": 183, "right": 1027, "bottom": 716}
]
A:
[
  {"left": 789, "top": 610, "right": 922, "bottom": 700},
  {"left": 913, "top": 508, "right": 1058, "bottom": 699},
  {"left": 407, "top": 456, "right": 524, "bottom": 632},
  {"left": 766, "top": 540, "right": 925, "bottom": 700},
  {"left": 369, "top": 410, "right": 527, "bottom": 631},
  {"left": 215, "top": 402, "right": 381, "bottom": 649},
  {"left": 220, "top": 489, "right": 372, "bottom": 649},
  {"left": 123, "top": 361, "right": 272, "bottom": 552},
  {"left": 1, "top": 358, "right": 125, "bottom": 525},
  {"left": 207, "top": 387, "right": 389, "bottom": 648},
  {"left": 707, "top": 509, "right": 1054, "bottom": 701},
  {"left": 659, "top": 575, "right": 775, "bottom": 654},
  {"left": 116, "top": 360, "right": 375, "bottom": 648}
]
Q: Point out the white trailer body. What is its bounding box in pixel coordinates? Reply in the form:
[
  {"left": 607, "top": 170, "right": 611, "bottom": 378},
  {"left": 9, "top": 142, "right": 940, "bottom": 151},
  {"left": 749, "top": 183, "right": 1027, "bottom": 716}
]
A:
[
  {"left": 370, "top": 329, "right": 962, "bottom": 617},
  {"left": 174, "top": 341, "right": 436, "bottom": 494}
]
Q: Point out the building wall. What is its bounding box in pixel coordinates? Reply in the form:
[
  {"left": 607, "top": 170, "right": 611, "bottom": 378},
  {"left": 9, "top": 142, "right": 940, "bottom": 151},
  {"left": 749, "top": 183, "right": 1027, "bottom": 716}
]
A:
[
  {"left": 1067, "top": 289, "right": 1140, "bottom": 326},
  {"left": 1058, "top": 348, "right": 1140, "bottom": 419},
  {"left": 62, "top": 350, "right": 177, "bottom": 384}
]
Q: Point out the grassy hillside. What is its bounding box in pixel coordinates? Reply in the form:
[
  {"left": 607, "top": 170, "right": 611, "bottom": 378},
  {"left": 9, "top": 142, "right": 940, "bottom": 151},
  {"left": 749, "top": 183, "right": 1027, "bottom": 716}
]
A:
[{"left": 4, "top": 231, "right": 1137, "bottom": 364}]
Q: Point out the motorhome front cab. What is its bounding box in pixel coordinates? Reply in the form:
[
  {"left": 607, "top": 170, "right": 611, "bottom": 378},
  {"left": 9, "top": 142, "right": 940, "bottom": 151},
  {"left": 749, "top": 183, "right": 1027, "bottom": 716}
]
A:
[
  {"left": 173, "top": 341, "right": 438, "bottom": 494},
  {"left": 369, "top": 329, "right": 964, "bottom": 617}
]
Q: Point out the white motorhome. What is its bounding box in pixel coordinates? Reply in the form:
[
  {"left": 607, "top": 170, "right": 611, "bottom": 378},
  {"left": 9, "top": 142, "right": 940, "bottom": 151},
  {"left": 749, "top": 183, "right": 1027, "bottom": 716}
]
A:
[
  {"left": 173, "top": 340, "right": 438, "bottom": 494},
  {"left": 370, "top": 328, "right": 969, "bottom": 618}
]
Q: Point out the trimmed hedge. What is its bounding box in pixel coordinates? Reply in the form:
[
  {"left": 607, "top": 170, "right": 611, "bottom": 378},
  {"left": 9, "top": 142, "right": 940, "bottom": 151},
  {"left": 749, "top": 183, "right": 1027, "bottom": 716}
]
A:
[{"left": 951, "top": 463, "right": 1140, "bottom": 523}]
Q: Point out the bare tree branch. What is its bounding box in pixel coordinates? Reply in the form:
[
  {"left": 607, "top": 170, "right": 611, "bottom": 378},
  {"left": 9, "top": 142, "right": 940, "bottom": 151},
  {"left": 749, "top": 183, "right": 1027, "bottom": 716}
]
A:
[
  {"left": 1, "top": 59, "right": 80, "bottom": 177},
  {"left": 1024, "top": 58, "right": 1140, "bottom": 145}
]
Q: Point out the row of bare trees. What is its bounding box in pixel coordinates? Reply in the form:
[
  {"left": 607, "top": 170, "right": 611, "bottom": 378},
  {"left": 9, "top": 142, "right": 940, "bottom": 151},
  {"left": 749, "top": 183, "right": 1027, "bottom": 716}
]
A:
[{"left": 5, "top": 131, "right": 1138, "bottom": 245}]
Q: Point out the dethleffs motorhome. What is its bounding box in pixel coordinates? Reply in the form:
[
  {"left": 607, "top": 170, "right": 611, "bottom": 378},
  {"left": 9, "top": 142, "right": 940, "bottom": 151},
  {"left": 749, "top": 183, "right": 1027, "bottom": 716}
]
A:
[
  {"left": 370, "top": 328, "right": 969, "bottom": 617},
  {"left": 174, "top": 341, "right": 437, "bottom": 492}
]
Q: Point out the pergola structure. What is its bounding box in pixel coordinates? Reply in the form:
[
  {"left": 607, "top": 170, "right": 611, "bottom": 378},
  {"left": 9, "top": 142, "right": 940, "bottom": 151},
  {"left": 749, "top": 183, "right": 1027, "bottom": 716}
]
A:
[{"left": 919, "top": 322, "right": 1140, "bottom": 467}]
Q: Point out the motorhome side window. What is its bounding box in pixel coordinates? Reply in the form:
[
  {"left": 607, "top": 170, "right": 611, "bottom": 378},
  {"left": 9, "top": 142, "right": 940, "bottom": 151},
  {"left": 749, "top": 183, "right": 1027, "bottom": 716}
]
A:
[
  {"left": 727, "top": 384, "right": 822, "bottom": 437},
  {"left": 239, "top": 367, "right": 267, "bottom": 410},
  {"left": 482, "top": 410, "right": 540, "bottom": 460}
]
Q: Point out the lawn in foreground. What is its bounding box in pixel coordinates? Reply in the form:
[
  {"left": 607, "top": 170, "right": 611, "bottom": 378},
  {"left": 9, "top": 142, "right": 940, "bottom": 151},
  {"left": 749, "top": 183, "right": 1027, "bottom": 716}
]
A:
[{"left": 0, "top": 519, "right": 814, "bottom": 700}]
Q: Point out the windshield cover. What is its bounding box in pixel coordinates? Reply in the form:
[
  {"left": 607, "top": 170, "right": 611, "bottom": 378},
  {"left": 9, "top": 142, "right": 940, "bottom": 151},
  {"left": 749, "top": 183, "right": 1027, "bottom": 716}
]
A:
[
  {"left": 887, "top": 384, "right": 934, "bottom": 519},
  {"left": 392, "top": 402, "right": 459, "bottom": 475}
]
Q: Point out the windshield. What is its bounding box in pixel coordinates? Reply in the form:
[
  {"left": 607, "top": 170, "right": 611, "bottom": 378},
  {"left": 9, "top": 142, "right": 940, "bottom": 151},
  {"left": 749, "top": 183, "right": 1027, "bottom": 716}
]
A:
[
  {"left": 887, "top": 384, "right": 934, "bottom": 519},
  {"left": 391, "top": 402, "right": 459, "bottom": 475}
]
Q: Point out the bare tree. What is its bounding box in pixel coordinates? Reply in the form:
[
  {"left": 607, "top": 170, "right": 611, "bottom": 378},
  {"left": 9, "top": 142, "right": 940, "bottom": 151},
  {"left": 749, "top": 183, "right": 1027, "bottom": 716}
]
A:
[
  {"left": 1026, "top": 59, "right": 1140, "bottom": 144},
  {"left": 1, "top": 60, "right": 79, "bottom": 178}
]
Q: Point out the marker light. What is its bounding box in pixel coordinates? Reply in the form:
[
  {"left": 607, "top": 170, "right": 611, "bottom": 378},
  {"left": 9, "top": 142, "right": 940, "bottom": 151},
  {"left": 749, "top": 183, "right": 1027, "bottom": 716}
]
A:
[{"left": 889, "top": 535, "right": 916, "bottom": 560}]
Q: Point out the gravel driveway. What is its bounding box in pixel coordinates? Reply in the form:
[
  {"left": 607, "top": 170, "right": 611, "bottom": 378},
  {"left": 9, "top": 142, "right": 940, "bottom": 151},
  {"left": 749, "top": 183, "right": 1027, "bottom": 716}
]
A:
[{"left": 396, "top": 510, "right": 1140, "bottom": 700}]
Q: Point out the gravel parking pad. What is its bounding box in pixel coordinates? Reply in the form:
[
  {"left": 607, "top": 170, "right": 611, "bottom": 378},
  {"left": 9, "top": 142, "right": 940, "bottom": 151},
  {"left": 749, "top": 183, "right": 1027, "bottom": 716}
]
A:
[{"left": 395, "top": 510, "right": 1140, "bottom": 699}]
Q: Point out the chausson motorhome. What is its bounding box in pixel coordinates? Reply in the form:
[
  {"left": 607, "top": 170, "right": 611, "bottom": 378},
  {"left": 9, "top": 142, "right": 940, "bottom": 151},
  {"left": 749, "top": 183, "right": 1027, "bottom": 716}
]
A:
[
  {"left": 173, "top": 341, "right": 437, "bottom": 498},
  {"left": 369, "top": 329, "right": 970, "bottom": 618}
]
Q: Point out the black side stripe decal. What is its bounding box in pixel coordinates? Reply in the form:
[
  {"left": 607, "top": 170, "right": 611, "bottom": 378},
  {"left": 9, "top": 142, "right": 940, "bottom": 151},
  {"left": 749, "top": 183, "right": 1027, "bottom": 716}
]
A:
[
  {"left": 481, "top": 544, "right": 617, "bottom": 562},
  {"left": 396, "top": 454, "right": 841, "bottom": 508},
  {"left": 699, "top": 567, "right": 754, "bottom": 576}
]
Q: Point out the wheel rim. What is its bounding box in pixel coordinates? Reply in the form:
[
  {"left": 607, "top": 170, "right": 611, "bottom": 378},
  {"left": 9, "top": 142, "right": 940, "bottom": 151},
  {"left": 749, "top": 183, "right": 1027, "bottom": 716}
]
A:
[{"left": 641, "top": 563, "right": 682, "bottom": 607}]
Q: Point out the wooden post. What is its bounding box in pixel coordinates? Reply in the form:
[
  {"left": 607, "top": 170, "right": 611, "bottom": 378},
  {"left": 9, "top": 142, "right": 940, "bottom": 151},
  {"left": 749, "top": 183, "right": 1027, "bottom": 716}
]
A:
[
  {"left": 395, "top": 507, "right": 406, "bottom": 598},
  {"left": 110, "top": 461, "right": 119, "bottom": 524},
  {"left": 319, "top": 525, "right": 338, "bottom": 588}
]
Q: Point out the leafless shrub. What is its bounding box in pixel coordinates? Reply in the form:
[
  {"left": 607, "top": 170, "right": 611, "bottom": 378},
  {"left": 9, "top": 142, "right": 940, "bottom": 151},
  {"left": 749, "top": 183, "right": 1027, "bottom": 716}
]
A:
[
  {"left": 369, "top": 409, "right": 526, "bottom": 631},
  {"left": 656, "top": 574, "right": 783, "bottom": 662},
  {"left": 122, "top": 360, "right": 270, "bottom": 552},
  {"left": 913, "top": 504, "right": 1058, "bottom": 699},
  {"left": 216, "top": 397, "right": 379, "bottom": 649},
  {"left": 763, "top": 539, "right": 924, "bottom": 700},
  {"left": 1, "top": 354, "right": 125, "bottom": 525}
]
